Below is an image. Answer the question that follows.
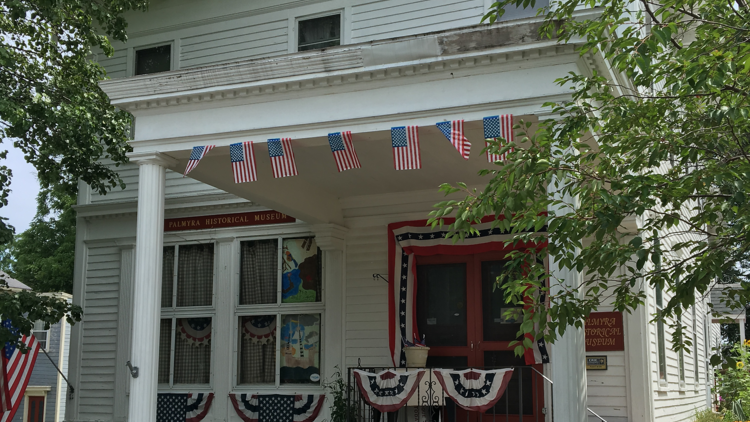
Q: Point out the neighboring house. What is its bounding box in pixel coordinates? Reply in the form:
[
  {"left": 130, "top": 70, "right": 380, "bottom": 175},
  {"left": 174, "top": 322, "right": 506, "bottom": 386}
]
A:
[
  {"left": 66, "top": 1, "right": 721, "bottom": 421},
  {"left": 0, "top": 272, "right": 72, "bottom": 422}
]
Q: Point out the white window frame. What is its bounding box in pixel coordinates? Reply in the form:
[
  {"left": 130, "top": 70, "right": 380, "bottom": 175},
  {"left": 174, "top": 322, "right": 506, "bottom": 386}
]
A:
[
  {"left": 291, "top": 10, "right": 344, "bottom": 53},
  {"left": 159, "top": 241, "right": 217, "bottom": 390},
  {"left": 31, "top": 321, "right": 49, "bottom": 352},
  {"left": 130, "top": 41, "right": 176, "bottom": 77},
  {"left": 232, "top": 234, "right": 325, "bottom": 390}
]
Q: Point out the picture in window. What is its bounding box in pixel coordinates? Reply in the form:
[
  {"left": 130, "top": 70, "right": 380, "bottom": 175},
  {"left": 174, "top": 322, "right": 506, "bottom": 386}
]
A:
[
  {"left": 280, "top": 314, "right": 320, "bottom": 384},
  {"left": 281, "top": 238, "right": 321, "bottom": 303}
]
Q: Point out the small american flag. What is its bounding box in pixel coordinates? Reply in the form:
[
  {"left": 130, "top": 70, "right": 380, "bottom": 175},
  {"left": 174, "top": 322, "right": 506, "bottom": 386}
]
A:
[
  {"left": 436, "top": 120, "right": 470, "bottom": 160},
  {"left": 230, "top": 141, "right": 257, "bottom": 183},
  {"left": 328, "top": 131, "right": 361, "bottom": 172},
  {"left": 391, "top": 126, "right": 421, "bottom": 170},
  {"left": 268, "top": 138, "right": 298, "bottom": 178},
  {"left": 1, "top": 321, "right": 40, "bottom": 421},
  {"left": 184, "top": 145, "right": 214, "bottom": 176},
  {"left": 483, "top": 115, "right": 514, "bottom": 162}
]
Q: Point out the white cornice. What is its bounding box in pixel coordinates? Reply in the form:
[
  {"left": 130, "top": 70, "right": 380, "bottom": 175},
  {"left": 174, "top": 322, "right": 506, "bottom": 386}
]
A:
[{"left": 74, "top": 193, "right": 258, "bottom": 220}]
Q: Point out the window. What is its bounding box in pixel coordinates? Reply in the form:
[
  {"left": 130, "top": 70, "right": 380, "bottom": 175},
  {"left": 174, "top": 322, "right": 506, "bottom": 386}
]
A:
[
  {"left": 297, "top": 14, "right": 341, "bottom": 51},
  {"left": 236, "top": 237, "right": 323, "bottom": 386},
  {"left": 31, "top": 321, "right": 48, "bottom": 351},
  {"left": 692, "top": 305, "right": 699, "bottom": 384},
  {"left": 135, "top": 44, "right": 171, "bottom": 76},
  {"left": 656, "top": 284, "right": 667, "bottom": 381},
  {"left": 158, "top": 243, "right": 215, "bottom": 387}
]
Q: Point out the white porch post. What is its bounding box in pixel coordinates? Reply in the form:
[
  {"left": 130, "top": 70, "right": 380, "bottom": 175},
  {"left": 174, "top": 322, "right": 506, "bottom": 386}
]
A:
[{"left": 128, "top": 151, "right": 177, "bottom": 422}]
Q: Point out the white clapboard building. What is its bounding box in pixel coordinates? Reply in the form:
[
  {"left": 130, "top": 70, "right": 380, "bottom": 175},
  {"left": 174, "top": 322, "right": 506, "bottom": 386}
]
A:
[{"left": 67, "top": 1, "right": 721, "bottom": 421}]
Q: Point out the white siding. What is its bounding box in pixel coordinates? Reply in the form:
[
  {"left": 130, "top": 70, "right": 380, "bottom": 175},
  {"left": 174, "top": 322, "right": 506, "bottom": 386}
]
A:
[
  {"left": 345, "top": 225, "right": 392, "bottom": 367},
  {"left": 77, "top": 244, "right": 121, "bottom": 420},
  {"left": 96, "top": 48, "right": 128, "bottom": 79},
  {"left": 350, "top": 0, "right": 484, "bottom": 43}
]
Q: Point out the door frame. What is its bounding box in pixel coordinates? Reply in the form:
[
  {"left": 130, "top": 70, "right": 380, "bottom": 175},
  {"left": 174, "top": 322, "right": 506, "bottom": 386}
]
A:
[{"left": 23, "top": 386, "right": 50, "bottom": 422}]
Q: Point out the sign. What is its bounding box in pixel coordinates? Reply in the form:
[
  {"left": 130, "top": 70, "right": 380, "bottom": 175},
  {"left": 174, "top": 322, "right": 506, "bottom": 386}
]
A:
[
  {"left": 164, "top": 210, "right": 295, "bottom": 232},
  {"left": 586, "top": 356, "right": 607, "bottom": 370},
  {"left": 585, "top": 311, "right": 624, "bottom": 351}
]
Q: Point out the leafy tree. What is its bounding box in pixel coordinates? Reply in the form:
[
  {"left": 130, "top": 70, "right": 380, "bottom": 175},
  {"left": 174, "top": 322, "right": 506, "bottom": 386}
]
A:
[
  {"left": 0, "top": 0, "right": 148, "bottom": 349},
  {"left": 432, "top": 0, "right": 750, "bottom": 355}
]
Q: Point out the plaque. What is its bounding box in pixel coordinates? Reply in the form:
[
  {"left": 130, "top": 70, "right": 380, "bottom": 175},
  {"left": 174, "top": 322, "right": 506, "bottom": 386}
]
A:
[{"left": 586, "top": 356, "right": 608, "bottom": 370}]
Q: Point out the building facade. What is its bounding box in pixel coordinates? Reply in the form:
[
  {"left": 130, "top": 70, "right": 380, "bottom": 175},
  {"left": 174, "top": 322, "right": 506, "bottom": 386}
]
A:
[{"left": 67, "top": 1, "right": 720, "bottom": 421}]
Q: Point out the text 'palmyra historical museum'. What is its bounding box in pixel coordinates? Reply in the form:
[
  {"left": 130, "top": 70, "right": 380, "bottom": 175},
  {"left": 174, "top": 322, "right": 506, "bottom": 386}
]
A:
[{"left": 67, "top": 1, "right": 722, "bottom": 421}]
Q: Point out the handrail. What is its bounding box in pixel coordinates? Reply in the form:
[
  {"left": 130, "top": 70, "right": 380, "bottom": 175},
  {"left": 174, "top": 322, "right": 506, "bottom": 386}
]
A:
[{"left": 531, "top": 366, "right": 608, "bottom": 422}]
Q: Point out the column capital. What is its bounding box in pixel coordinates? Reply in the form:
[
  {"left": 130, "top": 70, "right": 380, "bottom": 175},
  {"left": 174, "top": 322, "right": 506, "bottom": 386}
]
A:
[
  {"left": 127, "top": 151, "right": 179, "bottom": 168},
  {"left": 311, "top": 223, "right": 348, "bottom": 251}
]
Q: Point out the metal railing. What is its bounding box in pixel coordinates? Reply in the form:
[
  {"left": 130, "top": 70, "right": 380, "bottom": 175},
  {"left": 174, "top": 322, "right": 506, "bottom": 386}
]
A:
[{"left": 346, "top": 366, "right": 549, "bottom": 422}]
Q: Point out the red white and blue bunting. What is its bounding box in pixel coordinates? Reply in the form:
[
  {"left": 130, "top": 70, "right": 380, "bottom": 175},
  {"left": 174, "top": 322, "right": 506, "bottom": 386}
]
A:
[
  {"left": 184, "top": 115, "right": 515, "bottom": 179},
  {"left": 353, "top": 369, "right": 426, "bottom": 413},
  {"left": 229, "top": 394, "right": 325, "bottom": 422},
  {"left": 387, "top": 219, "right": 549, "bottom": 367},
  {"left": 177, "top": 318, "right": 212, "bottom": 347},
  {"left": 433, "top": 369, "right": 514, "bottom": 413},
  {"left": 156, "top": 392, "right": 214, "bottom": 422},
  {"left": 242, "top": 315, "right": 276, "bottom": 345}
]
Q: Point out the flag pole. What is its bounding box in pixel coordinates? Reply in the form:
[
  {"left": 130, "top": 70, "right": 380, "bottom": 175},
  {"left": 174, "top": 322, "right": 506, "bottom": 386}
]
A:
[{"left": 38, "top": 345, "right": 74, "bottom": 400}]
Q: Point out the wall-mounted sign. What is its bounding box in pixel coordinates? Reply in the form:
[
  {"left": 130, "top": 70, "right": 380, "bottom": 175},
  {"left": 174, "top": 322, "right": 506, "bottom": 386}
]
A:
[
  {"left": 164, "top": 210, "right": 295, "bottom": 232},
  {"left": 585, "top": 311, "right": 624, "bottom": 351},
  {"left": 586, "top": 356, "right": 608, "bottom": 370}
]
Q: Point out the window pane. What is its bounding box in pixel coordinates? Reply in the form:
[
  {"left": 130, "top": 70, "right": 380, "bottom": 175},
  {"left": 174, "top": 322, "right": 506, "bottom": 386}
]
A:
[
  {"left": 416, "top": 263, "right": 467, "bottom": 347},
  {"left": 177, "top": 244, "right": 214, "bottom": 307},
  {"left": 484, "top": 351, "right": 533, "bottom": 416},
  {"left": 280, "top": 314, "right": 321, "bottom": 384},
  {"left": 158, "top": 319, "right": 172, "bottom": 384},
  {"left": 162, "top": 246, "right": 175, "bottom": 308},
  {"left": 658, "top": 319, "right": 667, "bottom": 380},
  {"left": 281, "top": 238, "right": 321, "bottom": 303},
  {"left": 174, "top": 318, "right": 212, "bottom": 384},
  {"left": 482, "top": 261, "right": 522, "bottom": 341},
  {"left": 240, "top": 240, "right": 278, "bottom": 305},
  {"left": 238, "top": 315, "right": 276, "bottom": 384},
  {"left": 655, "top": 285, "right": 663, "bottom": 308},
  {"left": 135, "top": 45, "right": 171, "bottom": 75},
  {"left": 298, "top": 15, "right": 340, "bottom": 51},
  {"left": 32, "top": 331, "right": 47, "bottom": 349}
]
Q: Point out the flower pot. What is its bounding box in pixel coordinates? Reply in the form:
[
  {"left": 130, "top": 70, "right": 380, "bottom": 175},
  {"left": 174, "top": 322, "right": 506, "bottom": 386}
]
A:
[{"left": 404, "top": 346, "right": 430, "bottom": 368}]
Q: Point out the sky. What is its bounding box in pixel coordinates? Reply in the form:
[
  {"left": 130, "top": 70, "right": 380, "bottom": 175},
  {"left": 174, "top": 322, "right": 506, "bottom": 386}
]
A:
[{"left": 3, "top": 145, "right": 40, "bottom": 233}]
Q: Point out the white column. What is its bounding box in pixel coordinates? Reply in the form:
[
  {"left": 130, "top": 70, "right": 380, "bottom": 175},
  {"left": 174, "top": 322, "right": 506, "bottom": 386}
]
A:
[
  {"left": 740, "top": 318, "right": 746, "bottom": 345},
  {"left": 127, "top": 151, "right": 177, "bottom": 422},
  {"left": 312, "top": 224, "right": 348, "bottom": 381}
]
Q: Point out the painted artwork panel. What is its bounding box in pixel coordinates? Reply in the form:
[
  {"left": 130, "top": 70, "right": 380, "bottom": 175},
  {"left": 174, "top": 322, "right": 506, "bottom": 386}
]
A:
[
  {"left": 280, "top": 313, "right": 321, "bottom": 384},
  {"left": 281, "top": 238, "right": 321, "bottom": 303}
]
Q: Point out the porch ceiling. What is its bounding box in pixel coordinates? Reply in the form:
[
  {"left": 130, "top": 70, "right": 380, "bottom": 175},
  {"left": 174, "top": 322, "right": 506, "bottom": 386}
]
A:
[{"left": 166, "top": 118, "right": 529, "bottom": 225}]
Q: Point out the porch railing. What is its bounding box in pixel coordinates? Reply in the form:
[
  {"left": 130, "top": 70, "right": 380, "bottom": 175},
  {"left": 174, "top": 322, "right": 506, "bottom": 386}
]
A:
[{"left": 346, "top": 366, "right": 550, "bottom": 422}]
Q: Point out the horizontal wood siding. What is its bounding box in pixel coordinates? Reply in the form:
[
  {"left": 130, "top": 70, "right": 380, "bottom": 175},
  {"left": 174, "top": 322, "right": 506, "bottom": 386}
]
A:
[
  {"left": 96, "top": 48, "right": 128, "bottom": 79},
  {"left": 345, "top": 225, "right": 392, "bottom": 367},
  {"left": 180, "top": 18, "right": 289, "bottom": 68},
  {"left": 78, "top": 244, "right": 121, "bottom": 420},
  {"left": 351, "top": 0, "right": 484, "bottom": 43}
]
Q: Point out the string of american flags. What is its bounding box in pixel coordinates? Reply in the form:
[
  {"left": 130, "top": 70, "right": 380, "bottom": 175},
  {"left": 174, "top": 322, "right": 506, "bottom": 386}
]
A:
[{"left": 184, "top": 115, "right": 515, "bottom": 180}]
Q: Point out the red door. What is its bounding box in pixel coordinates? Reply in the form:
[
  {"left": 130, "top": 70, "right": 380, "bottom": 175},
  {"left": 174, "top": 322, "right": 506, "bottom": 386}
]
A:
[
  {"left": 415, "top": 252, "right": 545, "bottom": 422},
  {"left": 28, "top": 396, "right": 45, "bottom": 422}
]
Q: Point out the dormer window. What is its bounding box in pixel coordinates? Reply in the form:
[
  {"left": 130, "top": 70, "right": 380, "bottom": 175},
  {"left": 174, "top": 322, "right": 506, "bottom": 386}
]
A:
[
  {"left": 297, "top": 14, "right": 341, "bottom": 52},
  {"left": 135, "top": 44, "right": 171, "bottom": 76}
]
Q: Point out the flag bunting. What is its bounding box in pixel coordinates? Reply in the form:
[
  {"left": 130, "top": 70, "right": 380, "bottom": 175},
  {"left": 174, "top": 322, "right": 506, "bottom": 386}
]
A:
[
  {"left": 328, "top": 131, "right": 361, "bottom": 172},
  {"left": 352, "top": 369, "right": 426, "bottom": 413},
  {"left": 0, "top": 321, "right": 40, "bottom": 422},
  {"left": 177, "top": 318, "right": 211, "bottom": 347},
  {"left": 436, "top": 120, "right": 470, "bottom": 159},
  {"left": 268, "top": 138, "right": 298, "bottom": 178},
  {"left": 391, "top": 126, "right": 421, "bottom": 170},
  {"left": 229, "top": 394, "right": 325, "bottom": 422},
  {"left": 242, "top": 316, "right": 276, "bottom": 345},
  {"left": 156, "top": 392, "right": 214, "bottom": 422},
  {"left": 184, "top": 146, "right": 215, "bottom": 176},
  {"left": 483, "top": 115, "right": 514, "bottom": 162},
  {"left": 433, "top": 368, "right": 514, "bottom": 413},
  {"left": 231, "top": 141, "right": 257, "bottom": 183}
]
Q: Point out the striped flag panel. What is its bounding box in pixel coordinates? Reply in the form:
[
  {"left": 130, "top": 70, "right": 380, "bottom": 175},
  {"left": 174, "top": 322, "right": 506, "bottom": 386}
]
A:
[
  {"left": 328, "top": 131, "right": 361, "bottom": 172},
  {"left": 0, "top": 327, "right": 40, "bottom": 422},
  {"left": 230, "top": 141, "right": 257, "bottom": 183},
  {"left": 436, "top": 120, "right": 470, "bottom": 160},
  {"left": 268, "top": 138, "right": 298, "bottom": 178},
  {"left": 483, "top": 114, "right": 514, "bottom": 162},
  {"left": 184, "top": 145, "right": 215, "bottom": 176},
  {"left": 391, "top": 126, "right": 421, "bottom": 170}
]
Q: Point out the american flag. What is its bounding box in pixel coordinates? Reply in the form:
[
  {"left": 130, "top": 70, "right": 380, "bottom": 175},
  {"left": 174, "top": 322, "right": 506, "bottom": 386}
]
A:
[
  {"left": 483, "top": 115, "right": 514, "bottom": 162},
  {"left": 1, "top": 321, "right": 40, "bottom": 421},
  {"left": 230, "top": 141, "right": 257, "bottom": 183},
  {"left": 183, "top": 145, "right": 215, "bottom": 176},
  {"left": 268, "top": 138, "right": 298, "bottom": 178},
  {"left": 391, "top": 126, "right": 421, "bottom": 170},
  {"left": 436, "top": 120, "right": 470, "bottom": 160},
  {"left": 328, "top": 131, "right": 361, "bottom": 172}
]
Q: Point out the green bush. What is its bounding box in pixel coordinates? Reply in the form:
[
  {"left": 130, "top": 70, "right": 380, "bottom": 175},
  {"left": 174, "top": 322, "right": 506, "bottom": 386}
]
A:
[
  {"left": 715, "top": 343, "right": 750, "bottom": 418},
  {"left": 693, "top": 409, "right": 723, "bottom": 422}
]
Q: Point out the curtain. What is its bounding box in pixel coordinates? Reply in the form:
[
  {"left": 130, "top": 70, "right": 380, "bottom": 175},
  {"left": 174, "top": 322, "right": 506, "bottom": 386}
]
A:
[
  {"left": 174, "top": 318, "right": 212, "bottom": 384},
  {"left": 238, "top": 321, "right": 276, "bottom": 385},
  {"left": 158, "top": 319, "right": 172, "bottom": 384},
  {"left": 240, "top": 240, "right": 277, "bottom": 305},
  {"left": 161, "top": 246, "right": 175, "bottom": 308},
  {"left": 177, "top": 244, "right": 214, "bottom": 307}
]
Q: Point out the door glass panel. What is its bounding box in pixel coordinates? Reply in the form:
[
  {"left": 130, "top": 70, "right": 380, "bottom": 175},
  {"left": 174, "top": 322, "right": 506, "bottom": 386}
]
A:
[
  {"left": 482, "top": 261, "right": 523, "bottom": 341},
  {"left": 416, "top": 264, "right": 467, "bottom": 347},
  {"left": 426, "top": 356, "right": 468, "bottom": 369},
  {"left": 484, "top": 351, "right": 534, "bottom": 415}
]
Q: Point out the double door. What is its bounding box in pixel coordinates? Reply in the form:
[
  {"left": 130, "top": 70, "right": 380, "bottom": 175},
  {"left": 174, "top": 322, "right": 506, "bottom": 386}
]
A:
[{"left": 415, "top": 252, "right": 544, "bottom": 420}]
